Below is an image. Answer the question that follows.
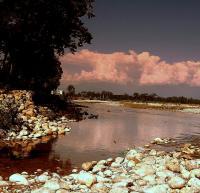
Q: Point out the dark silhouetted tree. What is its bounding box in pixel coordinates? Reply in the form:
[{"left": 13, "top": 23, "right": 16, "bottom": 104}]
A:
[
  {"left": 67, "top": 84, "right": 75, "bottom": 97},
  {"left": 0, "top": 0, "right": 94, "bottom": 92}
]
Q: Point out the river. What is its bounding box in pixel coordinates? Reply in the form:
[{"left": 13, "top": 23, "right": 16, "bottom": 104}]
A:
[{"left": 0, "top": 102, "right": 200, "bottom": 177}]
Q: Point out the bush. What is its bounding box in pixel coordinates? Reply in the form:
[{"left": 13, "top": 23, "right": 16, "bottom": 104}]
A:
[{"left": 0, "top": 99, "right": 21, "bottom": 132}]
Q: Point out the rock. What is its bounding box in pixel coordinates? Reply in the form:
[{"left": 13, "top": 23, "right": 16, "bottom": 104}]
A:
[
  {"left": 143, "top": 184, "right": 169, "bottom": 193},
  {"left": 96, "top": 176, "right": 111, "bottom": 183},
  {"left": 24, "top": 109, "right": 36, "bottom": 117},
  {"left": 136, "top": 179, "right": 147, "bottom": 186},
  {"left": 190, "top": 169, "right": 200, "bottom": 178},
  {"left": 56, "top": 189, "right": 70, "bottom": 193},
  {"left": 143, "top": 175, "right": 156, "bottom": 185},
  {"left": 91, "top": 183, "right": 109, "bottom": 193},
  {"left": 19, "top": 129, "right": 29, "bottom": 136},
  {"left": 115, "top": 157, "right": 124, "bottom": 164},
  {"left": 104, "top": 170, "right": 112, "bottom": 177},
  {"left": 72, "top": 169, "right": 78, "bottom": 173},
  {"left": 126, "top": 151, "right": 143, "bottom": 163},
  {"left": 113, "top": 180, "right": 133, "bottom": 188},
  {"left": 92, "top": 164, "right": 106, "bottom": 173},
  {"left": 187, "top": 177, "right": 200, "bottom": 190},
  {"left": 82, "top": 161, "right": 97, "bottom": 171},
  {"left": 43, "top": 179, "right": 61, "bottom": 190},
  {"left": 77, "top": 172, "right": 96, "bottom": 187},
  {"left": 180, "top": 165, "right": 190, "bottom": 179},
  {"left": 64, "top": 128, "right": 71, "bottom": 132},
  {"left": 156, "top": 170, "right": 175, "bottom": 180},
  {"left": 31, "top": 187, "right": 54, "bottom": 193},
  {"left": 0, "top": 181, "right": 9, "bottom": 186},
  {"left": 135, "top": 165, "right": 155, "bottom": 177},
  {"left": 109, "top": 187, "right": 129, "bottom": 193},
  {"left": 149, "top": 149, "right": 157, "bottom": 156},
  {"left": 37, "top": 174, "right": 50, "bottom": 182},
  {"left": 111, "top": 162, "right": 121, "bottom": 168},
  {"left": 151, "top": 137, "right": 165, "bottom": 144},
  {"left": 166, "top": 160, "right": 180, "bottom": 173},
  {"left": 9, "top": 173, "right": 29, "bottom": 185},
  {"left": 185, "top": 160, "right": 199, "bottom": 171},
  {"left": 33, "top": 133, "right": 42, "bottom": 138},
  {"left": 168, "top": 176, "right": 186, "bottom": 189}
]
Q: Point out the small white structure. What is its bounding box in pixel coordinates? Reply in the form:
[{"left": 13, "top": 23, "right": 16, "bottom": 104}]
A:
[{"left": 51, "top": 89, "right": 64, "bottom": 95}]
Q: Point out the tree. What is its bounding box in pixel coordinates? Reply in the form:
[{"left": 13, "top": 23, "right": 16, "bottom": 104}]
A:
[
  {"left": 67, "top": 84, "right": 75, "bottom": 97},
  {"left": 0, "top": 0, "right": 94, "bottom": 92}
]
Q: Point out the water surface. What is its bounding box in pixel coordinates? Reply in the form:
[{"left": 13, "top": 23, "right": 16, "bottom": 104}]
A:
[{"left": 1, "top": 103, "right": 200, "bottom": 177}]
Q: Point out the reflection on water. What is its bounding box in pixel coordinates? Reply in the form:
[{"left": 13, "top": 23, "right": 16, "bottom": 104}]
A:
[
  {"left": 0, "top": 103, "right": 200, "bottom": 176},
  {"left": 52, "top": 103, "right": 200, "bottom": 167}
]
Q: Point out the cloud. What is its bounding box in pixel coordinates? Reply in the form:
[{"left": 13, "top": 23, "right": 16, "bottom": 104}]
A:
[{"left": 60, "top": 49, "right": 200, "bottom": 87}]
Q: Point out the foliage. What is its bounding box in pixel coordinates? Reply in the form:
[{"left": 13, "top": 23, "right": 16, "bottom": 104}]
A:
[
  {"left": 0, "top": 99, "right": 21, "bottom": 131},
  {"left": 67, "top": 84, "right": 75, "bottom": 97},
  {"left": 74, "top": 90, "right": 200, "bottom": 104},
  {"left": 0, "top": 0, "right": 94, "bottom": 92}
]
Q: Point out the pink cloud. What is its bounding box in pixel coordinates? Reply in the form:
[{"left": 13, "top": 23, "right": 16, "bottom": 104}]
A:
[{"left": 60, "top": 49, "right": 200, "bottom": 86}]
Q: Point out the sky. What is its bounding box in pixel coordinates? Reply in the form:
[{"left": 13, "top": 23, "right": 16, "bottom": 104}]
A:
[{"left": 60, "top": 0, "right": 200, "bottom": 98}]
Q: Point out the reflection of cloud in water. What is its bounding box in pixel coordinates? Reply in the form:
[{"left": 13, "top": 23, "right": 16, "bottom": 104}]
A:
[{"left": 52, "top": 104, "right": 200, "bottom": 165}]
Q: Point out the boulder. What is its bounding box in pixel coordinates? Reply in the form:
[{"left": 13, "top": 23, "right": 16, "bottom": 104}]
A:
[{"left": 9, "top": 173, "right": 29, "bottom": 185}]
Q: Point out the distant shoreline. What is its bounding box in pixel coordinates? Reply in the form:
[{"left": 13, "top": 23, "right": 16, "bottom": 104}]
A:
[{"left": 74, "top": 99, "right": 200, "bottom": 114}]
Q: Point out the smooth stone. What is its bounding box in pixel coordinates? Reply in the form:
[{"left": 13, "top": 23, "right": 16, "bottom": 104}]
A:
[
  {"left": 37, "top": 174, "right": 50, "bottom": 182},
  {"left": 143, "top": 184, "right": 169, "bottom": 193},
  {"left": 109, "top": 187, "right": 129, "bottom": 193},
  {"left": 56, "top": 189, "right": 70, "bottom": 193},
  {"left": 187, "top": 177, "right": 200, "bottom": 190},
  {"left": 180, "top": 165, "right": 190, "bottom": 179},
  {"left": 115, "top": 157, "right": 124, "bottom": 164},
  {"left": 91, "top": 183, "right": 109, "bottom": 193},
  {"left": 168, "top": 176, "right": 186, "bottom": 189},
  {"left": 43, "top": 179, "right": 61, "bottom": 190},
  {"left": 77, "top": 172, "right": 96, "bottom": 187},
  {"left": 104, "top": 170, "right": 112, "bottom": 177},
  {"left": 135, "top": 165, "right": 155, "bottom": 177},
  {"left": 190, "top": 169, "right": 200, "bottom": 178},
  {"left": 9, "top": 173, "right": 29, "bottom": 185},
  {"left": 92, "top": 164, "right": 106, "bottom": 173},
  {"left": 82, "top": 161, "right": 97, "bottom": 171}
]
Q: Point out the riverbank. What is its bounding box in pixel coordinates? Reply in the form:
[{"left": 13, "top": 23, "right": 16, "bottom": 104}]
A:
[
  {"left": 74, "top": 99, "right": 200, "bottom": 114},
  {"left": 0, "top": 139, "right": 199, "bottom": 193},
  {"left": 123, "top": 101, "right": 200, "bottom": 114},
  {"left": 0, "top": 90, "right": 76, "bottom": 142}
]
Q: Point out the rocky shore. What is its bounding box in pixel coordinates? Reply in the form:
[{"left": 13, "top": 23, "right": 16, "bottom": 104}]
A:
[
  {"left": 0, "top": 143, "right": 199, "bottom": 193},
  {"left": 0, "top": 90, "right": 73, "bottom": 141}
]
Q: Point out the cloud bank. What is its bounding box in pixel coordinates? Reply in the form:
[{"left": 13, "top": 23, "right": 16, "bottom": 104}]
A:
[{"left": 60, "top": 49, "right": 200, "bottom": 86}]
